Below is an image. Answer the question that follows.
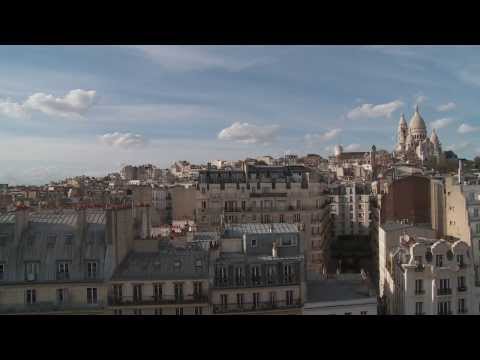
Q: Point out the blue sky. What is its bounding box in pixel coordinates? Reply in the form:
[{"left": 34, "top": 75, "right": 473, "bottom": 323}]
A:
[{"left": 1, "top": 45, "right": 480, "bottom": 184}]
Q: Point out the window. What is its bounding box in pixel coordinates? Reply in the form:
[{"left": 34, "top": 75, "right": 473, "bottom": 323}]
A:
[
  {"left": 133, "top": 309, "right": 142, "bottom": 315},
  {"left": 237, "top": 293, "right": 244, "bottom": 307},
  {"left": 133, "top": 284, "right": 143, "bottom": 303},
  {"left": 286, "top": 290, "right": 294, "bottom": 306},
  {"left": 414, "top": 256, "right": 423, "bottom": 265},
  {"left": 46, "top": 234, "right": 57, "bottom": 247},
  {"left": 87, "top": 288, "right": 98, "bottom": 304},
  {"left": 251, "top": 266, "right": 261, "bottom": 285},
  {"left": 294, "top": 213, "right": 301, "bottom": 222},
  {"left": 476, "top": 223, "right": 480, "bottom": 234},
  {"left": 154, "top": 308, "right": 162, "bottom": 315},
  {"left": 437, "top": 301, "right": 451, "bottom": 315},
  {"left": 251, "top": 239, "right": 257, "bottom": 248},
  {"left": 269, "top": 291, "right": 276, "bottom": 305},
  {"left": 56, "top": 288, "right": 66, "bottom": 304},
  {"left": 235, "top": 267, "right": 244, "bottom": 285},
  {"left": 24, "top": 262, "right": 39, "bottom": 281},
  {"left": 201, "top": 200, "right": 206, "bottom": 209},
  {"left": 436, "top": 255, "right": 443, "bottom": 267},
  {"left": 457, "top": 254, "right": 464, "bottom": 266},
  {"left": 174, "top": 283, "right": 184, "bottom": 301},
  {"left": 415, "top": 302, "right": 423, "bottom": 315},
  {"left": 0, "top": 263, "right": 5, "bottom": 280},
  {"left": 153, "top": 283, "right": 163, "bottom": 300},
  {"left": 252, "top": 292, "right": 260, "bottom": 307},
  {"left": 193, "top": 281, "right": 203, "bottom": 299},
  {"left": 267, "top": 266, "right": 275, "bottom": 284},
  {"left": 25, "top": 289, "right": 36, "bottom": 304},
  {"left": 344, "top": 312, "right": 352, "bottom": 315},
  {"left": 175, "top": 307, "right": 184, "bottom": 315},
  {"left": 458, "top": 299, "right": 466, "bottom": 313},
  {"left": 87, "top": 261, "right": 97, "bottom": 279},
  {"left": 458, "top": 276, "right": 466, "bottom": 291},
  {"left": 279, "top": 214, "right": 285, "bottom": 223},
  {"left": 113, "top": 284, "right": 123, "bottom": 301},
  {"left": 360, "top": 311, "right": 367, "bottom": 315},
  {"left": 114, "top": 309, "right": 123, "bottom": 315},
  {"left": 64, "top": 233, "right": 74, "bottom": 245},
  {"left": 194, "top": 306, "right": 203, "bottom": 315},
  {"left": 474, "top": 208, "right": 479, "bottom": 217},
  {"left": 241, "top": 201, "right": 246, "bottom": 211},
  {"left": 415, "top": 279, "right": 424, "bottom": 294},
  {"left": 57, "top": 262, "right": 70, "bottom": 280},
  {"left": 283, "top": 264, "right": 294, "bottom": 283},
  {"left": 220, "top": 294, "right": 228, "bottom": 307},
  {"left": 439, "top": 278, "right": 450, "bottom": 290}
]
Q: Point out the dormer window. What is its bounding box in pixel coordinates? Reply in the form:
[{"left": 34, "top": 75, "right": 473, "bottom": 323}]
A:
[{"left": 436, "top": 255, "right": 443, "bottom": 267}]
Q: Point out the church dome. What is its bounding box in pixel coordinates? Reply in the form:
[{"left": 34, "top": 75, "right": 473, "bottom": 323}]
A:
[{"left": 409, "top": 105, "right": 426, "bottom": 131}]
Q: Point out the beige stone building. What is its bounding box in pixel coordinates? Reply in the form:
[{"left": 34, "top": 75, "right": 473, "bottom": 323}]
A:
[{"left": 194, "top": 164, "right": 331, "bottom": 276}]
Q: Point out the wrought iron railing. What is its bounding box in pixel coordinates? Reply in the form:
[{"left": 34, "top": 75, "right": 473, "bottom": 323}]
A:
[{"left": 212, "top": 299, "right": 302, "bottom": 314}]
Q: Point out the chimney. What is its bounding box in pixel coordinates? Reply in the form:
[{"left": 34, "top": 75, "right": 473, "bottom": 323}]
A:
[
  {"left": 272, "top": 240, "right": 277, "bottom": 257},
  {"left": 14, "top": 205, "right": 30, "bottom": 244}
]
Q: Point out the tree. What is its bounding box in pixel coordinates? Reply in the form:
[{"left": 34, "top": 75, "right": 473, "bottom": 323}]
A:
[{"left": 474, "top": 156, "right": 480, "bottom": 169}]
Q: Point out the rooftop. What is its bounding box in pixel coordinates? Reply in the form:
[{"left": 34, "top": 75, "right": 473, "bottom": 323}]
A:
[
  {"left": 224, "top": 223, "right": 298, "bottom": 236},
  {"left": 306, "top": 274, "right": 376, "bottom": 303}
]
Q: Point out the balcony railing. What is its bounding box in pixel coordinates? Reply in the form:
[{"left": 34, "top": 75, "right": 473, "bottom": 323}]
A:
[
  {"left": 437, "top": 288, "right": 452, "bottom": 296},
  {"left": 0, "top": 301, "right": 106, "bottom": 314},
  {"left": 213, "top": 276, "right": 300, "bottom": 289},
  {"left": 437, "top": 311, "right": 453, "bottom": 315},
  {"left": 212, "top": 299, "right": 302, "bottom": 314},
  {"left": 457, "top": 286, "right": 467, "bottom": 292},
  {"left": 458, "top": 308, "right": 468, "bottom": 314},
  {"left": 108, "top": 294, "right": 208, "bottom": 306}
]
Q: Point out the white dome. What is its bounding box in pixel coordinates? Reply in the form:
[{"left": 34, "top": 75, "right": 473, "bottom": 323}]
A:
[{"left": 409, "top": 105, "right": 426, "bottom": 131}]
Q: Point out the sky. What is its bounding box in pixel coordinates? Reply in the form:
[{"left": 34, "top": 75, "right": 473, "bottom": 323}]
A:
[{"left": 1, "top": 45, "right": 480, "bottom": 185}]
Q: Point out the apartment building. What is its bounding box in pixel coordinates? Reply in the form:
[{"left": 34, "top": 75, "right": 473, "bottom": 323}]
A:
[
  {"left": 445, "top": 175, "right": 480, "bottom": 282},
  {"left": 0, "top": 206, "right": 134, "bottom": 314},
  {"left": 329, "top": 182, "right": 372, "bottom": 237},
  {"left": 210, "top": 223, "right": 305, "bottom": 315},
  {"left": 383, "top": 233, "right": 477, "bottom": 315},
  {"left": 108, "top": 244, "right": 210, "bottom": 315},
  {"left": 194, "top": 163, "right": 331, "bottom": 276}
]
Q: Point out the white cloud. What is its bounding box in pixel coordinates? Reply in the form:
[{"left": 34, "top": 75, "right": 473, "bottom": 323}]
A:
[
  {"left": 414, "top": 94, "right": 427, "bottom": 106},
  {"left": 347, "top": 100, "right": 403, "bottom": 120},
  {"left": 305, "top": 128, "right": 342, "bottom": 146},
  {"left": 0, "top": 89, "right": 97, "bottom": 119},
  {"left": 437, "top": 102, "right": 456, "bottom": 112},
  {"left": 122, "top": 45, "right": 271, "bottom": 72},
  {"left": 218, "top": 122, "right": 280, "bottom": 145},
  {"left": 99, "top": 132, "right": 147, "bottom": 149},
  {"left": 0, "top": 99, "right": 29, "bottom": 118},
  {"left": 446, "top": 142, "right": 471, "bottom": 152},
  {"left": 24, "top": 89, "right": 97, "bottom": 118},
  {"left": 458, "top": 123, "right": 479, "bottom": 134},
  {"left": 430, "top": 118, "right": 455, "bottom": 130},
  {"left": 344, "top": 143, "right": 361, "bottom": 151}
]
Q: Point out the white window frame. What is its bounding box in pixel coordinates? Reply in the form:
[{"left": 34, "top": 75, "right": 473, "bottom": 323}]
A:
[
  {"left": 87, "top": 287, "right": 98, "bottom": 305},
  {"left": 25, "top": 289, "right": 37, "bottom": 304},
  {"left": 87, "top": 261, "right": 97, "bottom": 279}
]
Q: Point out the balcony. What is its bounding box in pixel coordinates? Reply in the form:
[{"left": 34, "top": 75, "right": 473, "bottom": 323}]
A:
[
  {"left": 437, "top": 288, "right": 452, "bottom": 296},
  {"left": 458, "top": 308, "right": 468, "bottom": 314},
  {"left": 212, "top": 299, "right": 302, "bottom": 314},
  {"left": 457, "top": 286, "right": 467, "bottom": 292},
  {"left": 437, "top": 311, "right": 453, "bottom": 315},
  {"left": 213, "top": 276, "right": 300, "bottom": 289},
  {"left": 108, "top": 294, "right": 208, "bottom": 306}
]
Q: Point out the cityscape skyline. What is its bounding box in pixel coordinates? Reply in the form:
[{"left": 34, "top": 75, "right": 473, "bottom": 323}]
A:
[{"left": 2, "top": 45, "right": 480, "bottom": 184}]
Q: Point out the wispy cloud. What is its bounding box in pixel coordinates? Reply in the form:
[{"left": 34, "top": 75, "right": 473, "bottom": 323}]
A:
[
  {"left": 431, "top": 118, "right": 455, "bottom": 129},
  {"left": 347, "top": 100, "right": 404, "bottom": 120},
  {"left": 122, "top": 45, "right": 272, "bottom": 72},
  {"left": 218, "top": 122, "right": 280, "bottom": 145},
  {"left": 437, "top": 102, "right": 456, "bottom": 112},
  {"left": 305, "top": 128, "right": 342, "bottom": 146},
  {"left": 458, "top": 123, "right": 479, "bottom": 134},
  {"left": 98, "top": 132, "right": 147, "bottom": 149},
  {"left": 446, "top": 141, "right": 471, "bottom": 152},
  {"left": 414, "top": 93, "right": 427, "bottom": 107}
]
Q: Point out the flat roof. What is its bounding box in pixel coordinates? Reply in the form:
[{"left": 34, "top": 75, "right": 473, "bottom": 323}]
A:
[{"left": 306, "top": 275, "right": 376, "bottom": 303}]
